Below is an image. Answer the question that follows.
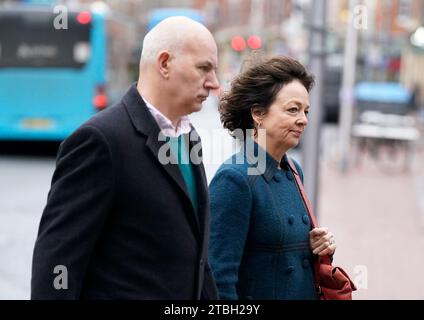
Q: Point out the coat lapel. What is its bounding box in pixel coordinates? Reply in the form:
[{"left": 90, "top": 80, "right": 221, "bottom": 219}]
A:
[
  {"left": 188, "top": 130, "right": 209, "bottom": 230},
  {"left": 122, "top": 84, "right": 202, "bottom": 234},
  {"left": 188, "top": 131, "right": 208, "bottom": 207}
]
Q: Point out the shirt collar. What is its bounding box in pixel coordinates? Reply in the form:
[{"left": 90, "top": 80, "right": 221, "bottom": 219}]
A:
[{"left": 142, "top": 97, "right": 192, "bottom": 137}]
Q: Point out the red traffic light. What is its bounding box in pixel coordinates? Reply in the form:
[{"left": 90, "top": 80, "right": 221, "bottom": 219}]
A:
[
  {"left": 247, "top": 35, "right": 262, "bottom": 50},
  {"left": 231, "top": 36, "right": 246, "bottom": 52}
]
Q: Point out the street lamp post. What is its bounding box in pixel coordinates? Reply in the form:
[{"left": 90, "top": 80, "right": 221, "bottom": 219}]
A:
[
  {"left": 302, "top": 0, "right": 327, "bottom": 215},
  {"left": 339, "top": 0, "right": 359, "bottom": 173}
]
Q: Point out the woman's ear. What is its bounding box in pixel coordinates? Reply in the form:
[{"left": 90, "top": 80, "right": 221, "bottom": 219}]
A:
[{"left": 251, "top": 107, "right": 265, "bottom": 125}]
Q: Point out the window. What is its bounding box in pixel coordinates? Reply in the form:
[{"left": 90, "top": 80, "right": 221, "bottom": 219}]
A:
[{"left": 0, "top": 10, "right": 91, "bottom": 68}]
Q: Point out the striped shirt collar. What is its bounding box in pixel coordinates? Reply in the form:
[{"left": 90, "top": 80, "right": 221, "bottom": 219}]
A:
[{"left": 142, "top": 97, "right": 192, "bottom": 138}]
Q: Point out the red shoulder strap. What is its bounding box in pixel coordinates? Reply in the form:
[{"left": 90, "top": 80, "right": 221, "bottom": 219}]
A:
[
  {"left": 287, "top": 159, "right": 318, "bottom": 228},
  {"left": 287, "top": 158, "right": 332, "bottom": 266}
]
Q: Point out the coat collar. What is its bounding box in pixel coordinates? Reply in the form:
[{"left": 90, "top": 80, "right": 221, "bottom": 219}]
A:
[
  {"left": 122, "top": 83, "right": 157, "bottom": 137},
  {"left": 243, "top": 138, "right": 291, "bottom": 183}
]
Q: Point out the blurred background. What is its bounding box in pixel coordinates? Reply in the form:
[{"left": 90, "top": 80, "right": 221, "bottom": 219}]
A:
[{"left": 1, "top": 0, "right": 424, "bottom": 299}]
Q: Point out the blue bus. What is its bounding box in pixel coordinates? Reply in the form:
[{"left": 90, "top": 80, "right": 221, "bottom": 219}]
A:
[{"left": 0, "top": 4, "right": 108, "bottom": 141}]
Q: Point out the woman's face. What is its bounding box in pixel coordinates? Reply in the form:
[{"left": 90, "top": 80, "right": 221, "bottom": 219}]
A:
[{"left": 257, "top": 80, "right": 310, "bottom": 151}]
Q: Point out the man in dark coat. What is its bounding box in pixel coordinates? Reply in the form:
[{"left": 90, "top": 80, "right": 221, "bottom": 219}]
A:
[{"left": 31, "top": 16, "right": 220, "bottom": 299}]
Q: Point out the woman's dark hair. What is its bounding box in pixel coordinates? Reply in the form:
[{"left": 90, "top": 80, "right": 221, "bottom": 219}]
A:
[{"left": 219, "top": 55, "right": 315, "bottom": 139}]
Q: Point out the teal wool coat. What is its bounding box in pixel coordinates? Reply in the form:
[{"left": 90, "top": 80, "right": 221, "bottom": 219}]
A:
[{"left": 209, "top": 142, "right": 317, "bottom": 300}]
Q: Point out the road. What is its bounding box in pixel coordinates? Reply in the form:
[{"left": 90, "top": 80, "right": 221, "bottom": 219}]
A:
[{"left": 0, "top": 155, "right": 55, "bottom": 299}]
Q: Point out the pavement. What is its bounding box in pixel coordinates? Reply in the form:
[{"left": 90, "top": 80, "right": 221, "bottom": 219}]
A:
[{"left": 317, "top": 128, "right": 424, "bottom": 299}]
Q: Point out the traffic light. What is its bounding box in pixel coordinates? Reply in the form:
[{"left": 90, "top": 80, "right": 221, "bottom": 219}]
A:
[
  {"left": 247, "top": 35, "right": 262, "bottom": 50},
  {"left": 231, "top": 36, "right": 246, "bottom": 52},
  {"left": 231, "top": 35, "right": 262, "bottom": 52}
]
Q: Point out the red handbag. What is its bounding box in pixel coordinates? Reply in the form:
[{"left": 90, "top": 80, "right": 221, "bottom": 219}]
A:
[{"left": 288, "top": 159, "right": 357, "bottom": 300}]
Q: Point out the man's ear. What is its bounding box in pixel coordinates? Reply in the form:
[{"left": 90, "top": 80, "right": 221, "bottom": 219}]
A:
[{"left": 157, "top": 51, "right": 171, "bottom": 79}]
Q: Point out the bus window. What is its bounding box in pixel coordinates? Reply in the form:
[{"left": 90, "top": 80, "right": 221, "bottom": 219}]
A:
[{"left": 0, "top": 10, "right": 91, "bottom": 69}]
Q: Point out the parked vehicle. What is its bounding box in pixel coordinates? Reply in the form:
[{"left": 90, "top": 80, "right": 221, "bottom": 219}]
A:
[{"left": 351, "top": 82, "right": 420, "bottom": 172}]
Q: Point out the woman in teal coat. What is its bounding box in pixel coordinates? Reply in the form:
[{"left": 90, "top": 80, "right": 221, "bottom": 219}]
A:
[{"left": 209, "top": 56, "right": 337, "bottom": 300}]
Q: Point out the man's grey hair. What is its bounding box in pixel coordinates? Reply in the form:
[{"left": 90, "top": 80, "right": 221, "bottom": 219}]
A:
[{"left": 140, "top": 16, "right": 210, "bottom": 67}]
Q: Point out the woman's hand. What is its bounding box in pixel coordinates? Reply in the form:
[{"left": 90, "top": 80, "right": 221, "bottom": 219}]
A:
[{"left": 309, "top": 227, "right": 336, "bottom": 256}]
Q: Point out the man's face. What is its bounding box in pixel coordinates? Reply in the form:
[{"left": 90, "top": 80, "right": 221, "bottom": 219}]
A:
[{"left": 168, "top": 35, "right": 219, "bottom": 116}]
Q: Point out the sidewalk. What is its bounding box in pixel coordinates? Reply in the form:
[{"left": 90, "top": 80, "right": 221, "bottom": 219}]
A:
[{"left": 318, "top": 145, "right": 424, "bottom": 299}]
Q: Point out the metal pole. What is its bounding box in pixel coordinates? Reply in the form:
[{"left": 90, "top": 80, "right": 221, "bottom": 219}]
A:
[
  {"left": 250, "top": 0, "right": 264, "bottom": 36},
  {"left": 302, "top": 0, "right": 327, "bottom": 215},
  {"left": 339, "top": 0, "right": 359, "bottom": 173}
]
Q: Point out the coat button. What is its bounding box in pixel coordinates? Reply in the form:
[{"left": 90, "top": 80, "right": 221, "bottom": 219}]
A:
[
  {"left": 302, "top": 214, "right": 309, "bottom": 225},
  {"left": 288, "top": 215, "right": 295, "bottom": 225},
  {"left": 286, "top": 171, "right": 294, "bottom": 180},
  {"left": 286, "top": 266, "right": 294, "bottom": 274},
  {"left": 200, "top": 258, "right": 205, "bottom": 266},
  {"left": 303, "top": 259, "right": 310, "bottom": 268},
  {"left": 273, "top": 173, "right": 281, "bottom": 182}
]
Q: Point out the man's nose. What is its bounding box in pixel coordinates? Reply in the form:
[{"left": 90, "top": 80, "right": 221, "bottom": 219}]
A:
[{"left": 205, "top": 71, "right": 220, "bottom": 90}]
